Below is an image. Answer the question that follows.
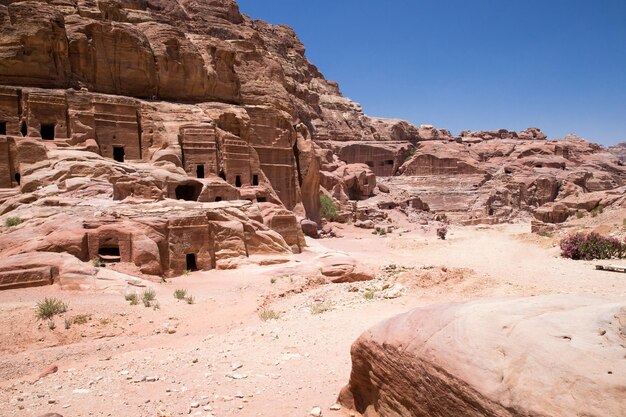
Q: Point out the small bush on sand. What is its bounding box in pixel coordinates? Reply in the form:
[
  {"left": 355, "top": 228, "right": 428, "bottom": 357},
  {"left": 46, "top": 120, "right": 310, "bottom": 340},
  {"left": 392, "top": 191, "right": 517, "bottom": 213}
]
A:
[
  {"left": 72, "top": 314, "right": 91, "bottom": 325},
  {"left": 185, "top": 296, "right": 195, "bottom": 305},
  {"left": 258, "top": 309, "right": 280, "bottom": 321},
  {"left": 48, "top": 320, "right": 56, "bottom": 331},
  {"left": 576, "top": 211, "right": 585, "bottom": 219},
  {"left": 560, "top": 232, "right": 625, "bottom": 260},
  {"left": 174, "top": 289, "right": 187, "bottom": 300},
  {"left": 36, "top": 298, "right": 68, "bottom": 320},
  {"left": 5, "top": 217, "right": 22, "bottom": 227},
  {"left": 64, "top": 318, "right": 71, "bottom": 330},
  {"left": 142, "top": 289, "right": 156, "bottom": 307},
  {"left": 436, "top": 226, "right": 448, "bottom": 240},
  {"left": 364, "top": 290, "right": 376, "bottom": 300},
  {"left": 590, "top": 205, "right": 604, "bottom": 217},
  {"left": 320, "top": 194, "right": 337, "bottom": 220},
  {"left": 310, "top": 301, "right": 333, "bottom": 315},
  {"left": 92, "top": 257, "right": 105, "bottom": 267}
]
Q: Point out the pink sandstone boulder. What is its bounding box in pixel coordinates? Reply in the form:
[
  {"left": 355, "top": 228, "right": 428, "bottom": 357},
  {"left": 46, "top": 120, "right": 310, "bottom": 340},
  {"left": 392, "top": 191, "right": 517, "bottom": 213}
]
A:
[{"left": 339, "top": 295, "right": 626, "bottom": 417}]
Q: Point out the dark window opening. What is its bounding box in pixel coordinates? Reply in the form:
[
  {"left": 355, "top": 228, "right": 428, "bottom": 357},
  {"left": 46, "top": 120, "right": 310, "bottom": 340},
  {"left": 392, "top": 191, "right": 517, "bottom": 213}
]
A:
[
  {"left": 20, "top": 121, "right": 27, "bottom": 137},
  {"left": 218, "top": 170, "right": 226, "bottom": 181},
  {"left": 14, "top": 172, "right": 20, "bottom": 185},
  {"left": 113, "top": 146, "right": 125, "bottom": 163},
  {"left": 175, "top": 184, "right": 200, "bottom": 201},
  {"left": 536, "top": 164, "right": 543, "bottom": 168},
  {"left": 257, "top": 197, "right": 267, "bottom": 203},
  {"left": 365, "top": 161, "right": 374, "bottom": 167},
  {"left": 235, "top": 175, "right": 242, "bottom": 187},
  {"left": 215, "top": 196, "right": 222, "bottom": 202},
  {"left": 488, "top": 208, "right": 494, "bottom": 216},
  {"left": 0, "top": 121, "right": 6, "bottom": 135},
  {"left": 98, "top": 246, "right": 121, "bottom": 263},
  {"left": 385, "top": 160, "right": 394, "bottom": 165},
  {"left": 196, "top": 165, "right": 205, "bottom": 179},
  {"left": 186, "top": 253, "right": 198, "bottom": 271},
  {"left": 40, "top": 124, "right": 55, "bottom": 140},
  {"left": 252, "top": 174, "right": 259, "bottom": 186}
]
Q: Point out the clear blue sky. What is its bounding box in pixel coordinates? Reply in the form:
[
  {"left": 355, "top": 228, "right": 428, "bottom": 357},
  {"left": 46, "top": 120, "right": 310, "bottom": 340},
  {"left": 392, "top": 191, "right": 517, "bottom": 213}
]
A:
[{"left": 237, "top": 0, "right": 626, "bottom": 145}]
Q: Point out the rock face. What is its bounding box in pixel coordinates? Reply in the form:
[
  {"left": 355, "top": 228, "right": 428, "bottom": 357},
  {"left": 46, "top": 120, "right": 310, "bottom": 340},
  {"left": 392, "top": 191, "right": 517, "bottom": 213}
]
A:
[{"left": 339, "top": 296, "right": 626, "bottom": 417}]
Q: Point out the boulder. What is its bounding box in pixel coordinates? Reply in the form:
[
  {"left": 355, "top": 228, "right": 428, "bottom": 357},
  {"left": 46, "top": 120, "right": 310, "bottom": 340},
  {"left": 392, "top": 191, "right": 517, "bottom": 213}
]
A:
[{"left": 340, "top": 296, "right": 626, "bottom": 417}]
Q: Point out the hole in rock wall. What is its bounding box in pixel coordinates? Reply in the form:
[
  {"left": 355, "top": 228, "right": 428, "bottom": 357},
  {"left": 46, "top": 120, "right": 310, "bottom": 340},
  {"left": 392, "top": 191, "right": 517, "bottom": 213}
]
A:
[
  {"left": 113, "top": 146, "right": 125, "bottom": 163},
  {"left": 40, "top": 124, "right": 55, "bottom": 140},
  {"left": 98, "top": 246, "right": 121, "bottom": 263},
  {"left": 175, "top": 184, "right": 201, "bottom": 201},
  {"left": 14, "top": 173, "right": 20, "bottom": 185},
  {"left": 235, "top": 175, "right": 242, "bottom": 187},
  {"left": 257, "top": 197, "right": 267, "bottom": 203},
  {"left": 365, "top": 161, "right": 374, "bottom": 168},
  {"left": 186, "top": 253, "right": 198, "bottom": 271},
  {"left": 215, "top": 196, "right": 222, "bottom": 202},
  {"left": 0, "top": 122, "right": 6, "bottom": 135},
  {"left": 385, "top": 160, "right": 394, "bottom": 165},
  {"left": 196, "top": 165, "right": 205, "bottom": 179},
  {"left": 252, "top": 174, "right": 259, "bottom": 186},
  {"left": 218, "top": 170, "right": 226, "bottom": 181},
  {"left": 488, "top": 207, "right": 494, "bottom": 216},
  {"left": 20, "top": 121, "right": 27, "bottom": 137}
]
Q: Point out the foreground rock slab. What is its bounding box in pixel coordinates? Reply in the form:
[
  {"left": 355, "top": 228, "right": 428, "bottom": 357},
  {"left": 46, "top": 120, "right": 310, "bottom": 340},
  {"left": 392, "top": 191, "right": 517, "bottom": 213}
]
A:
[{"left": 339, "top": 295, "right": 626, "bottom": 417}]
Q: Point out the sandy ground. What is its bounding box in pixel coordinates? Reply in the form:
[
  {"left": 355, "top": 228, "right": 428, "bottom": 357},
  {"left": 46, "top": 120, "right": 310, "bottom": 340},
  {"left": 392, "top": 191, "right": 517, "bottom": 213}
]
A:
[{"left": 1, "top": 221, "right": 625, "bottom": 417}]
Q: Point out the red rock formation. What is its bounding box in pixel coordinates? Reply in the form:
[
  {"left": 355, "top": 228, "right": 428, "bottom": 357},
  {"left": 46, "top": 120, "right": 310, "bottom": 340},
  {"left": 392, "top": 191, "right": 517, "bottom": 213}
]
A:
[{"left": 340, "top": 296, "right": 626, "bottom": 417}]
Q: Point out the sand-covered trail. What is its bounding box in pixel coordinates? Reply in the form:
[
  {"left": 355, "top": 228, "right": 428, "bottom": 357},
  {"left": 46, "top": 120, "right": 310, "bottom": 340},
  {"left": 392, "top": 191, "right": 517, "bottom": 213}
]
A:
[{"left": 1, "top": 223, "right": 624, "bottom": 417}]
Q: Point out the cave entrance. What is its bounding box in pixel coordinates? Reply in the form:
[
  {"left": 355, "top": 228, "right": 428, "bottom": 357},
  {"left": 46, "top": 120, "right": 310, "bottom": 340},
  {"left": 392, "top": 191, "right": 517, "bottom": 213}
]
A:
[
  {"left": 196, "top": 165, "right": 205, "bottom": 179},
  {"left": 40, "top": 124, "right": 55, "bottom": 140},
  {"left": 113, "top": 146, "right": 125, "bottom": 163},
  {"left": 0, "top": 121, "right": 6, "bottom": 135},
  {"left": 14, "top": 172, "right": 20, "bottom": 185},
  {"left": 235, "top": 175, "right": 242, "bottom": 187},
  {"left": 215, "top": 196, "right": 222, "bottom": 202},
  {"left": 175, "top": 183, "right": 201, "bottom": 201},
  {"left": 218, "top": 170, "right": 226, "bottom": 181},
  {"left": 252, "top": 174, "right": 259, "bottom": 186},
  {"left": 98, "top": 246, "right": 121, "bottom": 263},
  {"left": 20, "top": 121, "right": 27, "bottom": 137},
  {"left": 257, "top": 197, "right": 267, "bottom": 203},
  {"left": 186, "top": 253, "right": 198, "bottom": 271}
]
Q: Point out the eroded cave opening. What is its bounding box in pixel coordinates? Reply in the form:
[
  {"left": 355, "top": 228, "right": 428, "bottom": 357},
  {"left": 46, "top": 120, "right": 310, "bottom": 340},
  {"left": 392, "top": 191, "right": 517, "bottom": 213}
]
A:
[
  {"left": 113, "top": 146, "right": 125, "bottom": 163},
  {"left": 252, "top": 174, "right": 259, "bottom": 186},
  {"left": 0, "top": 121, "right": 6, "bottom": 135},
  {"left": 218, "top": 170, "right": 226, "bottom": 181},
  {"left": 40, "top": 123, "right": 55, "bottom": 140},
  {"left": 20, "top": 121, "right": 27, "bottom": 137},
  {"left": 186, "top": 253, "right": 198, "bottom": 271},
  {"left": 175, "top": 183, "right": 201, "bottom": 201},
  {"left": 14, "top": 173, "right": 20, "bottom": 185},
  {"left": 235, "top": 175, "right": 242, "bottom": 187},
  {"left": 196, "top": 165, "right": 205, "bottom": 179},
  {"left": 98, "top": 246, "right": 121, "bottom": 263}
]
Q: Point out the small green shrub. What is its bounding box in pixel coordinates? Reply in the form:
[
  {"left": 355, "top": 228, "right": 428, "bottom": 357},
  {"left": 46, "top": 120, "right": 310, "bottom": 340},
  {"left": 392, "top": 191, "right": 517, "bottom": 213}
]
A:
[
  {"left": 576, "top": 211, "right": 585, "bottom": 219},
  {"left": 258, "top": 309, "right": 280, "bottom": 321},
  {"left": 173, "top": 289, "right": 187, "bottom": 300},
  {"left": 5, "top": 217, "right": 22, "bottom": 227},
  {"left": 142, "top": 289, "right": 156, "bottom": 307},
  {"left": 590, "top": 205, "right": 604, "bottom": 217},
  {"left": 320, "top": 194, "right": 337, "bottom": 220},
  {"left": 183, "top": 269, "right": 191, "bottom": 277},
  {"left": 92, "top": 257, "right": 105, "bottom": 267},
  {"left": 185, "top": 296, "right": 195, "bottom": 305},
  {"left": 404, "top": 147, "right": 416, "bottom": 162},
  {"left": 310, "top": 301, "right": 333, "bottom": 315},
  {"left": 364, "top": 290, "right": 376, "bottom": 300},
  {"left": 538, "top": 231, "right": 553, "bottom": 238},
  {"left": 270, "top": 277, "right": 277, "bottom": 284},
  {"left": 48, "top": 320, "right": 56, "bottom": 331},
  {"left": 36, "top": 298, "right": 68, "bottom": 320},
  {"left": 64, "top": 318, "right": 71, "bottom": 330},
  {"left": 72, "top": 314, "right": 91, "bottom": 325}
]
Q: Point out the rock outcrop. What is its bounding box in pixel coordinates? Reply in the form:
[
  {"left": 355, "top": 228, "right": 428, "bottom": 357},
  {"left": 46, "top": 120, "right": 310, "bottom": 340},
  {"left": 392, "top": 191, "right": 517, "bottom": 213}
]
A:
[{"left": 340, "top": 296, "right": 626, "bottom": 417}]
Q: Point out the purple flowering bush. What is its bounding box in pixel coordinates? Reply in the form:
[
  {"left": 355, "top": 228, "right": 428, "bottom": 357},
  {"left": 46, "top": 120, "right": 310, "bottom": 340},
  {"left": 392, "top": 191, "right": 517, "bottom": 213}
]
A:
[{"left": 560, "top": 232, "right": 625, "bottom": 260}]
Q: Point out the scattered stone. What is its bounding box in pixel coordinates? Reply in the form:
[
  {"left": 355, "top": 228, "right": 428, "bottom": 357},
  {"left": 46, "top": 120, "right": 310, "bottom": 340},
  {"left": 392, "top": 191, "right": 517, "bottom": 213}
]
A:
[{"left": 310, "top": 406, "right": 322, "bottom": 416}]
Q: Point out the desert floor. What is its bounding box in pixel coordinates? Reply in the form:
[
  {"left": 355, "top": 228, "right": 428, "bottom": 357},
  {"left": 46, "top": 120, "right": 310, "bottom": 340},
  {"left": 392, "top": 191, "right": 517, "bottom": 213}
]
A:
[{"left": 1, "top": 222, "right": 625, "bottom": 417}]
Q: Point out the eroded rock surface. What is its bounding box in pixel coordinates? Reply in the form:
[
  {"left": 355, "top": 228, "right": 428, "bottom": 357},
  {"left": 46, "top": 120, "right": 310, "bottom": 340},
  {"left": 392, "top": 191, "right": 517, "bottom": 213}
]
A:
[{"left": 340, "top": 296, "right": 626, "bottom": 417}]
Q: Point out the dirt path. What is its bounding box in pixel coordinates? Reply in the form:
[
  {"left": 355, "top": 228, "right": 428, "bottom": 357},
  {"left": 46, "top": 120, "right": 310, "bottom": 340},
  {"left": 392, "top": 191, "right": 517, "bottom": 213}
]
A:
[{"left": 1, "top": 223, "right": 624, "bottom": 417}]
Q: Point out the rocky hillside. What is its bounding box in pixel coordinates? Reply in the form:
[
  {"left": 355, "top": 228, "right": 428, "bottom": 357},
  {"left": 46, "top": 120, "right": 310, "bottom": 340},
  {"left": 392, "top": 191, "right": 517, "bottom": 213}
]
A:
[{"left": 0, "top": 0, "right": 624, "bottom": 287}]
